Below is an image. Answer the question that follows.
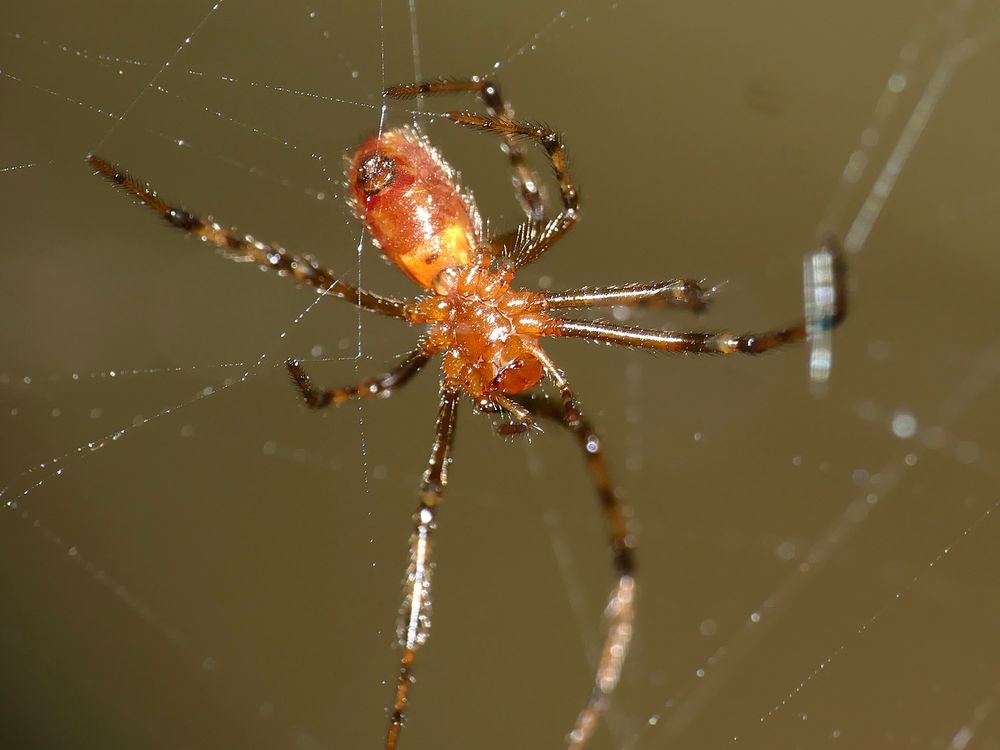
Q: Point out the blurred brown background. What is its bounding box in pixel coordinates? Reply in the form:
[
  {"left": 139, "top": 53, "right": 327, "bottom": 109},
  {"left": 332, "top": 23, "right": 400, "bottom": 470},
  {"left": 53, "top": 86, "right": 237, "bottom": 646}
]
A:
[{"left": 2, "top": 1, "right": 999, "bottom": 748}]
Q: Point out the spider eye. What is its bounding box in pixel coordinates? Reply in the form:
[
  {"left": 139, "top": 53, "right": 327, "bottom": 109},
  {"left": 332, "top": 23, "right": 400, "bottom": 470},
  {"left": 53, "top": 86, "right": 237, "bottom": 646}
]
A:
[{"left": 356, "top": 154, "right": 396, "bottom": 196}]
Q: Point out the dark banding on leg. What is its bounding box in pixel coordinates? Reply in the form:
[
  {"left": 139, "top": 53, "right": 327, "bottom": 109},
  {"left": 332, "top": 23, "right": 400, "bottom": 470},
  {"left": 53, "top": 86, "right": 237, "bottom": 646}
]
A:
[
  {"left": 286, "top": 344, "right": 434, "bottom": 410},
  {"left": 517, "top": 348, "right": 636, "bottom": 750},
  {"left": 546, "top": 239, "right": 847, "bottom": 354},
  {"left": 87, "top": 154, "right": 411, "bottom": 320},
  {"left": 385, "top": 387, "right": 460, "bottom": 750}
]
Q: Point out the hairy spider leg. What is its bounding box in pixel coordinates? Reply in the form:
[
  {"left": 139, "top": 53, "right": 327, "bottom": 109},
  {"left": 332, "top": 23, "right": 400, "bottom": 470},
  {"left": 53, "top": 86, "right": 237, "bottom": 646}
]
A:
[
  {"left": 386, "top": 388, "right": 460, "bottom": 750},
  {"left": 518, "top": 347, "right": 636, "bottom": 749},
  {"left": 446, "top": 111, "right": 578, "bottom": 214},
  {"left": 545, "top": 237, "right": 847, "bottom": 354},
  {"left": 286, "top": 343, "right": 435, "bottom": 409},
  {"left": 543, "top": 279, "right": 714, "bottom": 313},
  {"left": 444, "top": 110, "right": 579, "bottom": 269},
  {"left": 386, "top": 77, "right": 547, "bottom": 223},
  {"left": 86, "top": 154, "right": 410, "bottom": 320}
]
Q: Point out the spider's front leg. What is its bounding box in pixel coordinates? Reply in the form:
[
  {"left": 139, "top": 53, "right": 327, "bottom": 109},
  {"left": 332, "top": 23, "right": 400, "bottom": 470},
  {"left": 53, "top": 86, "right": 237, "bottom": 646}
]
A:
[
  {"left": 385, "top": 388, "right": 460, "bottom": 750},
  {"left": 86, "top": 154, "right": 410, "bottom": 320}
]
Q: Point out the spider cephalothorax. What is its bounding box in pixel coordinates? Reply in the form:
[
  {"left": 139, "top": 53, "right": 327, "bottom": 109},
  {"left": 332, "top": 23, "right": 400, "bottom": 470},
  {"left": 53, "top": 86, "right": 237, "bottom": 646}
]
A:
[
  {"left": 412, "top": 254, "right": 549, "bottom": 402},
  {"left": 88, "top": 74, "right": 845, "bottom": 750}
]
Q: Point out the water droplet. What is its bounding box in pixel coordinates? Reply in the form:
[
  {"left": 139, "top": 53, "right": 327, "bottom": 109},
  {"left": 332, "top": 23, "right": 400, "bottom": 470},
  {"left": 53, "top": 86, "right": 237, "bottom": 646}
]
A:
[{"left": 891, "top": 411, "right": 917, "bottom": 439}]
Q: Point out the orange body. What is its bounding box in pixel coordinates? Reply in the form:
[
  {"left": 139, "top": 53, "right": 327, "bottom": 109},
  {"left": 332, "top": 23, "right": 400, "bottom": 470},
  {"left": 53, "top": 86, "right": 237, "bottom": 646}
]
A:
[
  {"left": 409, "top": 256, "right": 550, "bottom": 398},
  {"left": 349, "top": 127, "right": 552, "bottom": 399},
  {"left": 349, "top": 128, "right": 478, "bottom": 289}
]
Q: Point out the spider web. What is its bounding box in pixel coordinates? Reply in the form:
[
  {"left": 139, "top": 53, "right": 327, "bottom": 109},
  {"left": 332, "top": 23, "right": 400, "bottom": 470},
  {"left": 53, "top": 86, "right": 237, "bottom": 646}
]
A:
[{"left": 2, "top": 1, "right": 999, "bottom": 749}]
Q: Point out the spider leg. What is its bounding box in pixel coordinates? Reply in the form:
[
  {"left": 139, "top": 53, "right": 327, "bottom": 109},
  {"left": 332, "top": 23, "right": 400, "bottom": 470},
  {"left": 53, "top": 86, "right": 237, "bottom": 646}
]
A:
[
  {"left": 543, "top": 279, "right": 713, "bottom": 313},
  {"left": 443, "top": 110, "right": 580, "bottom": 269},
  {"left": 519, "top": 350, "right": 636, "bottom": 750},
  {"left": 86, "top": 155, "right": 411, "bottom": 320},
  {"left": 447, "top": 113, "right": 578, "bottom": 216},
  {"left": 489, "top": 211, "right": 579, "bottom": 271},
  {"left": 285, "top": 343, "right": 434, "bottom": 409},
  {"left": 551, "top": 318, "right": 812, "bottom": 353},
  {"left": 545, "top": 239, "right": 847, "bottom": 354},
  {"left": 385, "top": 388, "right": 460, "bottom": 750},
  {"left": 385, "top": 78, "right": 546, "bottom": 222}
]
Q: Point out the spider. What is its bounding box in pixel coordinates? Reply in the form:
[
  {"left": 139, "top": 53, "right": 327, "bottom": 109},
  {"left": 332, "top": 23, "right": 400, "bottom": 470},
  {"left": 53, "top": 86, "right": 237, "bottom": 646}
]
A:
[{"left": 87, "top": 76, "right": 847, "bottom": 750}]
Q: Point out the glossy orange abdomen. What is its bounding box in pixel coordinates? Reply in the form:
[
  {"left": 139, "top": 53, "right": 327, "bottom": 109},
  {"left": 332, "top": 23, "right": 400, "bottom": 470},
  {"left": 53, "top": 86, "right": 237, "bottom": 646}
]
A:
[{"left": 349, "top": 128, "right": 479, "bottom": 288}]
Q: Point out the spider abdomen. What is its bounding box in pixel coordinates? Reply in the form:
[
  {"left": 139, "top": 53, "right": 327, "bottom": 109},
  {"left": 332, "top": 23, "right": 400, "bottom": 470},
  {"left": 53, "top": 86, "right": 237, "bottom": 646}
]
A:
[{"left": 349, "top": 128, "right": 481, "bottom": 288}]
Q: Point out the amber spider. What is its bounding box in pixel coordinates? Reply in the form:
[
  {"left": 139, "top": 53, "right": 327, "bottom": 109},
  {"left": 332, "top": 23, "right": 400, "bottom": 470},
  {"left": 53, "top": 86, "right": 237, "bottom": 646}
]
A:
[{"left": 88, "top": 76, "right": 846, "bottom": 750}]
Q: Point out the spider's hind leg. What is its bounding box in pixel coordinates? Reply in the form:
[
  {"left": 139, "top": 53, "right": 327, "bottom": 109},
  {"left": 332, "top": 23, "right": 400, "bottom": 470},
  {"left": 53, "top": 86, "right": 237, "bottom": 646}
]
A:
[
  {"left": 286, "top": 342, "right": 434, "bottom": 409},
  {"left": 513, "top": 355, "right": 636, "bottom": 750},
  {"left": 385, "top": 388, "right": 460, "bottom": 750}
]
